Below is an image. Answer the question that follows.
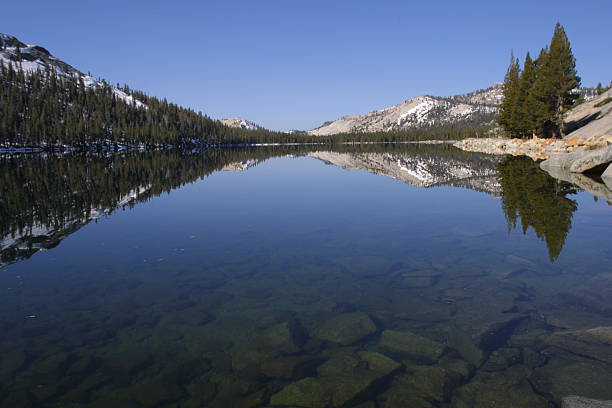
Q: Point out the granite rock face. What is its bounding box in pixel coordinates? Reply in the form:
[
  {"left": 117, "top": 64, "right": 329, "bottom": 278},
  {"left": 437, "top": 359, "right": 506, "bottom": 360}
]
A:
[
  {"left": 568, "top": 145, "right": 612, "bottom": 173},
  {"left": 603, "top": 163, "right": 612, "bottom": 189}
]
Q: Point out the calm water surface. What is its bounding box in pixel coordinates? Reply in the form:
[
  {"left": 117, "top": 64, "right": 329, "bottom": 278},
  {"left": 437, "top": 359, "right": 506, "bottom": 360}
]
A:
[{"left": 0, "top": 145, "right": 611, "bottom": 408}]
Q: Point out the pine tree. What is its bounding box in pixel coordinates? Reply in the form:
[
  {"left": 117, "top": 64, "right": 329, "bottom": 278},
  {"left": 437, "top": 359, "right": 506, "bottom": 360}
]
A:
[
  {"left": 527, "top": 24, "right": 581, "bottom": 138},
  {"left": 516, "top": 52, "right": 537, "bottom": 137},
  {"left": 548, "top": 23, "right": 581, "bottom": 136},
  {"left": 498, "top": 53, "right": 521, "bottom": 136}
]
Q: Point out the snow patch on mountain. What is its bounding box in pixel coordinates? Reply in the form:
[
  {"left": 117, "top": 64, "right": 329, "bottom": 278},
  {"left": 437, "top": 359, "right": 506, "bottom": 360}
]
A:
[
  {"left": 309, "top": 84, "right": 505, "bottom": 136},
  {"left": 220, "top": 118, "right": 264, "bottom": 131}
]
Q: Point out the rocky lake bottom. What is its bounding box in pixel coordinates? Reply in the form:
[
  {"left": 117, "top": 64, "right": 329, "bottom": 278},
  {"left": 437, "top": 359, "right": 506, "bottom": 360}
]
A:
[{"left": 0, "top": 145, "right": 611, "bottom": 408}]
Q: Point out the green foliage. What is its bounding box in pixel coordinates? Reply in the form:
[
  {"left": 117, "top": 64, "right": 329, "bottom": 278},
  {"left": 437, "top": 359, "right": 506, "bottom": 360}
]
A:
[
  {"left": 499, "top": 23, "right": 581, "bottom": 139},
  {"left": 497, "top": 156, "right": 578, "bottom": 261},
  {"left": 594, "top": 97, "right": 612, "bottom": 108},
  {"left": 498, "top": 53, "right": 522, "bottom": 136}
]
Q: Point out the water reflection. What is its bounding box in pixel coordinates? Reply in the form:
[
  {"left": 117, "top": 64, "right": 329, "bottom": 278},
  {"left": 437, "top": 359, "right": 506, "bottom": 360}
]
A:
[
  {"left": 497, "top": 156, "right": 578, "bottom": 261},
  {"left": 0, "top": 147, "right": 606, "bottom": 267},
  {"left": 0, "top": 146, "right": 611, "bottom": 408}
]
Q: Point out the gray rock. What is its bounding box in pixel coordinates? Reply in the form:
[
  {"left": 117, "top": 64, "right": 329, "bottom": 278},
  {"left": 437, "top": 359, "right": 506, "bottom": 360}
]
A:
[
  {"left": 541, "top": 151, "right": 589, "bottom": 171},
  {"left": 603, "top": 163, "right": 612, "bottom": 189},
  {"left": 540, "top": 162, "right": 612, "bottom": 202},
  {"left": 563, "top": 396, "right": 612, "bottom": 408},
  {"left": 569, "top": 145, "right": 612, "bottom": 173}
]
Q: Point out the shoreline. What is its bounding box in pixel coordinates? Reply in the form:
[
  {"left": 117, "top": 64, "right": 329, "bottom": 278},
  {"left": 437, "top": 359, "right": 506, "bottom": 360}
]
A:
[
  {"left": 0, "top": 140, "right": 458, "bottom": 154},
  {"left": 454, "top": 135, "right": 611, "bottom": 160}
]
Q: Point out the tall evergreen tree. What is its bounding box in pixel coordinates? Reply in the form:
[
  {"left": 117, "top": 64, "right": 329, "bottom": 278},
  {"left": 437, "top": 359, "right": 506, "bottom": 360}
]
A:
[
  {"left": 523, "top": 48, "right": 553, "bottom": 137},
  {"left": 528, "top": 24, "right": 580, "bottom": 138},
  {"left": 547, "top": 23, "right": 581, "bottom": 136},
  {"left": 516, "top": 52, "right": 537, "bottom": 137},
  {"left": 498, "top": 53, "right": 521, "bottom": 136}
]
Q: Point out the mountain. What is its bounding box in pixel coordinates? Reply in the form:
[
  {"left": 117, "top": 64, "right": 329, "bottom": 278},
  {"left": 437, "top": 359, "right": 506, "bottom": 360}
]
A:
[
  {"left": 0, "top": 33, "right": 272, "bottom": 140},
  {"left": 308, "top": 84, "right": 504, "bottom": 136},
  {"left": 308, "top": 85, "right": 599, "bottom": 136},
  {"left": 0, "top": 33, "right": 145, "bottom": 108},
  {"left": 220, "top": 118, "right": 265, "bottom": 131}
]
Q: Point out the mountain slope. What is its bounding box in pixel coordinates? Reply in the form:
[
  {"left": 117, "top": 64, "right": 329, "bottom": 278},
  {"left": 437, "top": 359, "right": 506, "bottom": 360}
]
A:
[
  {"left": 220, "top": 118, "right": 265, "bottom": 131},
  {"left": 0, "top": 33, "right": 144, "bottom": 108},
  {"left": 309, "top": 84, "right": 504, "bottom": 136}
]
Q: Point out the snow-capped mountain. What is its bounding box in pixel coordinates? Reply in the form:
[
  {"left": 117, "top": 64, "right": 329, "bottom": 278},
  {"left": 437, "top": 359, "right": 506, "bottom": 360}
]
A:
[
  {"left": 308, "top": 150, "right": 502, "bottom": 195},
  {"left": 0, "top": 33, "right": 145, "bottom": 108},
  {"left": 220, "top": 118, "right": 265, "bottom": 131},
  {"left": 309, "top": 84, "right": 505, "bottom": 136}
]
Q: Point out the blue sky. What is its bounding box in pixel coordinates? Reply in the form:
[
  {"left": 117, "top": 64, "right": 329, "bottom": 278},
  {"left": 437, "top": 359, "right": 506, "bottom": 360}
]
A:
[{"left": 4, "top": 0, "right": 611, "bottom": 131}]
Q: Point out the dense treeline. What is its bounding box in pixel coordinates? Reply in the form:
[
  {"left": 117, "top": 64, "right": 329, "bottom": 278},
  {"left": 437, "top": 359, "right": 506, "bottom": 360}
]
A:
[
  {"left": 0, "top": 60, "right": 290, "bottom": 147},
  {"left": 498, "top": 23, "right": 582, "bottom": 138},
  {"left": 0, "top": 59, "right": 492, "bottom": 147}
]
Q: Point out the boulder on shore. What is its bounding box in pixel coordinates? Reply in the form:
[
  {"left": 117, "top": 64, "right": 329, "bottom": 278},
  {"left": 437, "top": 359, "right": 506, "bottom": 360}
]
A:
[{"left": 540, "top": 145, "right": 612, "bottom": 174}]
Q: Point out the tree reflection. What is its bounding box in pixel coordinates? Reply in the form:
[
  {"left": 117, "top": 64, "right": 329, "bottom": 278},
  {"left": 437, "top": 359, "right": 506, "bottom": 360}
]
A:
[{"left": 497, "top": 156, "right": 578, "bottom": 261}]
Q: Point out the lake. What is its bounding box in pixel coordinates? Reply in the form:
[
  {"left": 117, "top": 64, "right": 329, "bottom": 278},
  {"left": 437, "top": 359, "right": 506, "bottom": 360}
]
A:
[{"left": 0, "top": 144, "right": 611, "bottom": 408}]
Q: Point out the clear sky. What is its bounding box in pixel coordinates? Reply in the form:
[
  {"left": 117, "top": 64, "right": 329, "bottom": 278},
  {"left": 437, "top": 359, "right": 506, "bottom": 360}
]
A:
[{"left": 3, "top": 0, "right": 611, "bottom": 131}]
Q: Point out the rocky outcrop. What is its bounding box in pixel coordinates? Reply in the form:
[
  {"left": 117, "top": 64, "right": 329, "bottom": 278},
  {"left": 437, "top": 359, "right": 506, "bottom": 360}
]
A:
[
  {"left": 603, "top": 164, "right": 612, "bottom": 189},
  {"left": 455, "top": 134, "right": 612, "bottom": 161},
  {"left": 540, "top": 145, "right": 612, "bottom": 173},
  {"left": 564, "top": 88, "right": 612, "bottom": 139}
]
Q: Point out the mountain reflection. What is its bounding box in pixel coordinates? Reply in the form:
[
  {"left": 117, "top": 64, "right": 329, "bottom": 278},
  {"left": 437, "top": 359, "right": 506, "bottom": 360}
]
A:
[
  {"left": 497, "top": 156, "right": 578, "bottom": 261},
  {"left": 0, "top": 146, "right": 589, "bottom": 267}
]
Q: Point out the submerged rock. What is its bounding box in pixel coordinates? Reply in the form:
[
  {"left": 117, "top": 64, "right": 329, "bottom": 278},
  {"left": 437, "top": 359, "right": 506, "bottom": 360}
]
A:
[
  {"left": 315, "top": 312, "right": 378, "bottom": 346},
  {"left": 378, "top": 365, "right": 463, "bottom": 407},
  {"left": 378, "top": 330, "right": 445, "bottom": 364},
  {"left": 453, "top": 365, "right": 548, "bottom": 408},
  {"left": 563, "top": 395, "right": 612, "bottom": 408},
  {"left": 270, "top": 351, "right": 401, "bottom": 408},
  {"left": 546, "top": 327, "right": 612, "bottom": 364},
  {"left": 531, "top": 352, "right": 612, "bottom": 403},
  {"left": 259, "top": 322, "right": 303, "bottom": 354},
  {"left": 481, "top": 347, "right": 522, "bottom": 372}
]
